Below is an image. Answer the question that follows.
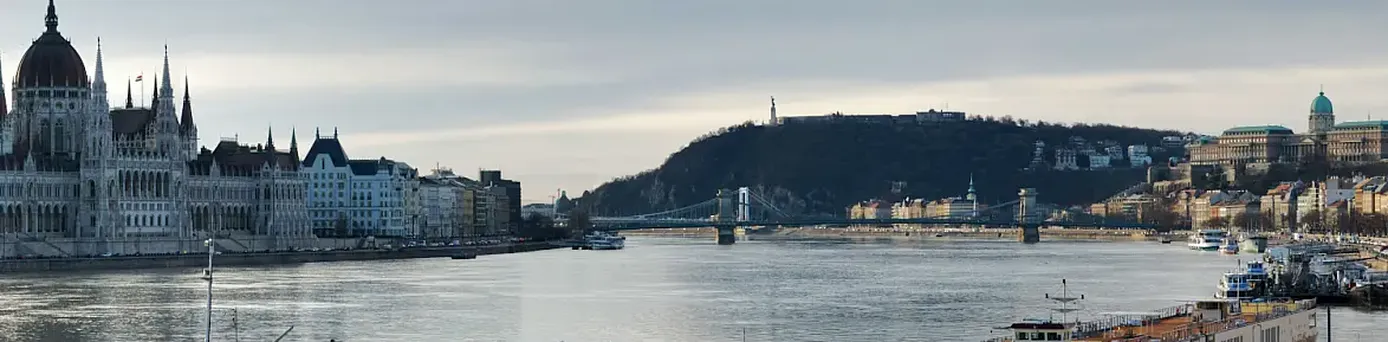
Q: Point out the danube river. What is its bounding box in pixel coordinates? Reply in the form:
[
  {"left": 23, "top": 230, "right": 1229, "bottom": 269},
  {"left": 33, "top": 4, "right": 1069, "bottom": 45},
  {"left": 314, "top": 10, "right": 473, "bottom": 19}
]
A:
[{"left": 0, "top": 237, "right": 1382, "bottom": 341}]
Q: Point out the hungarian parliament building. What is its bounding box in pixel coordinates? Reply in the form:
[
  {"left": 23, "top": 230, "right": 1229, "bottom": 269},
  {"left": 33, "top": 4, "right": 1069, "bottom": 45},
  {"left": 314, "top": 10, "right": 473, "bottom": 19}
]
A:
[{"left": 0, "top": 2, "right": 314, "bottom": 254}]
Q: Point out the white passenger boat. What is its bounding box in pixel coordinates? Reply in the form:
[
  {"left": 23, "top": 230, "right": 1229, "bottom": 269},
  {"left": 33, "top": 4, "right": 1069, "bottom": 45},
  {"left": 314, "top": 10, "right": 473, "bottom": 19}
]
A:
[
  {"left": 1188, "top": 229, "right": 1226, "bottom": 251},
  {"left": 581, "top": 231, "right": 625, "bottom": 250}
]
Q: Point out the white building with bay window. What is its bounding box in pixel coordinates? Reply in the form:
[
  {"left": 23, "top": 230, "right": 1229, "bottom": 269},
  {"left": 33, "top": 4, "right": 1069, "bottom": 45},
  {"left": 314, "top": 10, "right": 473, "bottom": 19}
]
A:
[{"left": 301, "top": 130, "right": 418, "bottom": 237}]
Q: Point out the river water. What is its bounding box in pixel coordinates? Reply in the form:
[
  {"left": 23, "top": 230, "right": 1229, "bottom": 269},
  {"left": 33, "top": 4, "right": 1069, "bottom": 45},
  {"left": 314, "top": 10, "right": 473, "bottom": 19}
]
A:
[{"left": 0, "top": 237, "right": 1382, "bottom": 342}]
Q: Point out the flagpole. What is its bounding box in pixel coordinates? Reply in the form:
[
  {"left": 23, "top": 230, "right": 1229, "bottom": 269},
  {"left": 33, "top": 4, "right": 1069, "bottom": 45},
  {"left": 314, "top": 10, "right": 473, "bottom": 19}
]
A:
[{"left": 140, "top": 71, "right": 145, "bottom": 107}]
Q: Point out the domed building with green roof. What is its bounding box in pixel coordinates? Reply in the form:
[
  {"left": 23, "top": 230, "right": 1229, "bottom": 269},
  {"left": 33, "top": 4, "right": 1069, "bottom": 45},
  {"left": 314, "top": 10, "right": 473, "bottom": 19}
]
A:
[
  {"left": 1308, "top": 91, "right": 1335, "bottom": 134},
  {"left": 1189, "top": 89, "right": 1388, "bottom": 166}
]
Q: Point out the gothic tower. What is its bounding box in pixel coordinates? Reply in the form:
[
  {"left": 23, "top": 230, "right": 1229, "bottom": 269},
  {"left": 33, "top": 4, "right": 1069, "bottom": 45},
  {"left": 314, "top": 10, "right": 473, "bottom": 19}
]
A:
[
  {"left": 0, "top": 53, "right": 7, "bottom": 117},
  {"left": 156, "top": 46, "right": 179, "bottom": 156},
  {"left": 289, "top": 127, "right": 300, "bottom": 169},
  {"left": 0, "top": 52, "right": 11, "bottom": 154},
  {"left": 180, "top": 75, "right": 198, "bottom": 160},
  {"left": 80, "top": 38, "right": 115, "bottom": 239}
]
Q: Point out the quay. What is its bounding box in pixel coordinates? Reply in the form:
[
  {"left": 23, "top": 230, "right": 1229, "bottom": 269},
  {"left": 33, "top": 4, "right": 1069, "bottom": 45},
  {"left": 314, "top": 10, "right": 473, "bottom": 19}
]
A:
[{"left": 0, "top": 241, "right": 560, "bottom": 273}]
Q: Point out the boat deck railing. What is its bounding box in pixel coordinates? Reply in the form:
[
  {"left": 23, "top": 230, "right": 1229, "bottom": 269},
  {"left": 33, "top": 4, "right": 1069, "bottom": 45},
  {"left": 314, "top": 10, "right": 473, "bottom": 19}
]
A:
[
  {"left": 1072, "top": 304, "right": 1190, "bottom": 339},
  {"left": 983, "top": 299, "right": 1316, "bottom": 342}
]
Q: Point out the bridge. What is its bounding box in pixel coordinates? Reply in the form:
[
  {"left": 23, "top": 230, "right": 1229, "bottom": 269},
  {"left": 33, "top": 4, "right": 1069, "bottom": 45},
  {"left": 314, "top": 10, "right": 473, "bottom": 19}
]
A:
[{"left": 580, "top": 187, "right": 1155, "bottom": 244}]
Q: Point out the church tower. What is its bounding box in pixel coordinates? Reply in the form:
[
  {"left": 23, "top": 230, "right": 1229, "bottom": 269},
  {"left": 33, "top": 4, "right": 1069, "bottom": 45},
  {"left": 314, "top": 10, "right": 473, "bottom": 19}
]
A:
[
  {"left": 966, "top": 173, "right": 978, "bottom": 217},
  {"left": 1308, "top": 89, "right": 1335, "bottom": 134}
]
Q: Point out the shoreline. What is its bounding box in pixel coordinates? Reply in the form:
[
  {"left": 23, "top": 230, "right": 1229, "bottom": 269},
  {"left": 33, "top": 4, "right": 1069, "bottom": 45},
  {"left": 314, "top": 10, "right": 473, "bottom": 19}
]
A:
[
  {"left": 622, "top": 227, "right": 1160, "bottom": 242},
  {"left": 625, "top": 229, "right": 1388, "bottom": 272},
  {"left": 0, "top": 242, "right": 562, "bottom": 273}
]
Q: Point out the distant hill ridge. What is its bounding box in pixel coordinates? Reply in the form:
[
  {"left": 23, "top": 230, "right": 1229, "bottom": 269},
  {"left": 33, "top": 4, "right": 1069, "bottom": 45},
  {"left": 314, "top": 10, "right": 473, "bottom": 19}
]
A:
[{"left": 577, "top": 117, "right": 1186, "bottom": 216}]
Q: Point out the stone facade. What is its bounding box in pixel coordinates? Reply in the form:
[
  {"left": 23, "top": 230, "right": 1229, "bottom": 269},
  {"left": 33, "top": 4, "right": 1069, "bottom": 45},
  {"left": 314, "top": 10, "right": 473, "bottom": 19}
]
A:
[
  {"left": 0, "top": 3, "right": 310, "bottom": 256},
  {"left": 301, "top": 132, "right": 418, "bottom": 238},
  {"left": 1189, "top": 91, "right": 1388, "bottom": 166}
]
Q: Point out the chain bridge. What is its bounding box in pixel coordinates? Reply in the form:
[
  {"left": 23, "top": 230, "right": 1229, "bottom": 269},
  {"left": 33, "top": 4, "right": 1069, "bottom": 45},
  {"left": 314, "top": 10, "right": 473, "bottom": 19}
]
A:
[{"left": 582, "top": 187, "right": 1155, "bottom": 244}]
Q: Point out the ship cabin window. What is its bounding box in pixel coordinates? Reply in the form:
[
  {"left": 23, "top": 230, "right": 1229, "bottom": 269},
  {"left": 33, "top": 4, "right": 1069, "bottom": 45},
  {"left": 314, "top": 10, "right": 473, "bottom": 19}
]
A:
[{"left": 1014, "top": 331, "right": 1065, "bottom": 341}]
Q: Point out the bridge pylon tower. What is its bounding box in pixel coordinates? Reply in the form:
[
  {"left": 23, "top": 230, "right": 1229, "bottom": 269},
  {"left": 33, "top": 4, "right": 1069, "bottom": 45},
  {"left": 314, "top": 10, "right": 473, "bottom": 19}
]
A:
[
  {"left": 714, "top": 188, "right": 737, "bottom": 245},
  {"left": 1017, "top": 188, "right": 1041, "bottom": 243}
]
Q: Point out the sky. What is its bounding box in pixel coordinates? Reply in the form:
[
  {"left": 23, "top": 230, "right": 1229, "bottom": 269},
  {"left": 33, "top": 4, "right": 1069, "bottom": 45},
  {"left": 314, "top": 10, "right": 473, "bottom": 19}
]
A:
[{"left": 4, "top": 0, "right": 1388, "bottom": 203}]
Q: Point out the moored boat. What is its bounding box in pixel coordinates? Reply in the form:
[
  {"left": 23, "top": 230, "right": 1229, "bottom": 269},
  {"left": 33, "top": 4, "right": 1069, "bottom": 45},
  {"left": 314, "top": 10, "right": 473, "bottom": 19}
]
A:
[
  {"left": 1240, "top": 234, "right": 1269, "bottom": 253},
  {"left": 985, "top": 286, "right": 1320, "bottom": 342},
  {"left": 1188, "top": 229, "right": 1225, "bottom": 251},
  {"left": 1220, "top": 238, "right": 1239, "bottom": 255},
  {"left": 1216, "top": 272, "right": 1256, "bottom": 299},
  {"left": 580, "top": 231, "right": 626, "bottom": 250}
]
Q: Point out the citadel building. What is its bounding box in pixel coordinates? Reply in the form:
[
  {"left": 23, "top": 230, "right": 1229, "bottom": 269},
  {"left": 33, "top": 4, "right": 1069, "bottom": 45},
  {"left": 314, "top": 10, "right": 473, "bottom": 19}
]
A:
[{"left": 0, "top": 1, "right": 310, "bottom": 255}]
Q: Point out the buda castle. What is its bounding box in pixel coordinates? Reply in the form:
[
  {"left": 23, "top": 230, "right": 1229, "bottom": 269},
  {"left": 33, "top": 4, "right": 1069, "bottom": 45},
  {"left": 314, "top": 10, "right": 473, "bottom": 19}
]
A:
[{"left": 1188, "top": 90, "right": 1388, "bottom": 167}]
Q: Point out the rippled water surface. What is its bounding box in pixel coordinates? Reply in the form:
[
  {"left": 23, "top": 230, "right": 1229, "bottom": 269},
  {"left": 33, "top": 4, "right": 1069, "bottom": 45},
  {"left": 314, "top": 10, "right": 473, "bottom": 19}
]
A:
[{"left": 0, "top": 237, "right": 1383, "bottom": 341}]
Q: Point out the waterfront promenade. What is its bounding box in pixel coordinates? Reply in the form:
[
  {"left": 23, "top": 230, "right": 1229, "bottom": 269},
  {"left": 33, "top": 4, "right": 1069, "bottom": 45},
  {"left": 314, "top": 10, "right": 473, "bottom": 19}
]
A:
[{"left": 0, "top": 241, "right": 560, "bottom": 273}]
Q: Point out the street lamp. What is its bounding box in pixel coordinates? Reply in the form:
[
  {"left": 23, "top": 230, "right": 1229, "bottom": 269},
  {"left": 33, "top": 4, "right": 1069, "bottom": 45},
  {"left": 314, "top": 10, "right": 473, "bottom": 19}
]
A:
[{"left": 202, "top": 238, "right": 214, "bottom": 342}]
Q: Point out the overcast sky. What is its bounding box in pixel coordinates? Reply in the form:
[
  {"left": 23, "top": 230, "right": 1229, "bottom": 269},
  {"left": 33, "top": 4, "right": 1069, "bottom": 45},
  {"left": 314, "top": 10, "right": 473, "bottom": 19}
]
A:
[{"left": 4, "top": 0, "right": 1388, "bottom": 202}]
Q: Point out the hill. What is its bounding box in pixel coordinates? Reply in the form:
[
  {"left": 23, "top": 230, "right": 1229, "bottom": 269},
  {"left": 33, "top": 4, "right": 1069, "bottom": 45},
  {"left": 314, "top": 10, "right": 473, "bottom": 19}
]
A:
[{"left": 576, "top": 117, "right": 1186, "bottom": 216}]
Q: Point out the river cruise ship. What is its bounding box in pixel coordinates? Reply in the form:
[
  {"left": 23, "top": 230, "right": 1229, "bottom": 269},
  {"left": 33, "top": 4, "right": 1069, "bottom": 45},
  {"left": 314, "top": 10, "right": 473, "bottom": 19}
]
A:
[{"left": 985, "top": 281, "right": 1318, "bottom": 342}]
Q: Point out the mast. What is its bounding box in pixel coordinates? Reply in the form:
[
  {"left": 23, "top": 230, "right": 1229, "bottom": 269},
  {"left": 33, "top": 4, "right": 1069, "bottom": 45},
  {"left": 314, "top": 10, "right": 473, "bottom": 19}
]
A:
[{"left": 1045, "top": 278, "right": 1084, "bottom": 324}]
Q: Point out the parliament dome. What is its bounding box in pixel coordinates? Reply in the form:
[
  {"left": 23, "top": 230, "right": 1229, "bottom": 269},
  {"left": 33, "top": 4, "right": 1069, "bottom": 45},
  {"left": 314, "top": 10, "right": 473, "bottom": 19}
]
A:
[{"left": 13, "top": 0, "right": 88, "bottom": 88}]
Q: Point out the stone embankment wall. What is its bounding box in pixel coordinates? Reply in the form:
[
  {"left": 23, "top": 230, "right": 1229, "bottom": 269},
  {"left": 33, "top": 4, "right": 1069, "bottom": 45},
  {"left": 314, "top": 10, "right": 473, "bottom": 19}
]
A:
[
  {"left": 0, "top": 242, "right": 559, "bottom": 273},
  {"left": 0, "top": 235, "right": 429, "bottom": 259},
  {"left": 624, "top": 227, "right": 1153, "bottom": 242}
]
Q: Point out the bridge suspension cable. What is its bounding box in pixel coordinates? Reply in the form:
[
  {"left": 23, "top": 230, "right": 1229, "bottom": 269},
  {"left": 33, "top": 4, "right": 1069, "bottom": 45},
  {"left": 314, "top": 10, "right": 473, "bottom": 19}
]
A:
[{"left": 616, "top": 198, "right": 718, "bottom": 220}]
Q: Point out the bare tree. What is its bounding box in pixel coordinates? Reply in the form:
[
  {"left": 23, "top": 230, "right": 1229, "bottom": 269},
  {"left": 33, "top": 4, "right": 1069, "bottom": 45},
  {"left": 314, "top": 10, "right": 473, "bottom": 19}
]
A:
[{"left": 1205, "top": 216, "right": 1230, "bottom": 229}]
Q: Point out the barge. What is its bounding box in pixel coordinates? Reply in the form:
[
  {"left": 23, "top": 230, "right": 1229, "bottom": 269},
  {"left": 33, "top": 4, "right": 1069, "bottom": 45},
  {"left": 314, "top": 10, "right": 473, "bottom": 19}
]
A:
[{"left": 984, "top": 280, "right": 1319, "bottom": 342}]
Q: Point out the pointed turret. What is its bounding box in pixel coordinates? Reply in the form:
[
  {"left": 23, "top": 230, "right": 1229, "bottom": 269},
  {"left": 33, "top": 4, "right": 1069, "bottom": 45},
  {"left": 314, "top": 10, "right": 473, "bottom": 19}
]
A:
[
  {"left": 180, "top": 75, "right": 195, "bottom": 132},
  {"left": 44, "top": 0, "right": 59, "bottom": 34},
  {"left": 125, "top": 78, "right": 133, "bottom": 108},
  {"left": 160, "top": 45, "right": 174, "bottom": 98},
  {"left": 966, "top": 173, "right": 976, "bottom": 200},
  {"left": 290, "top": 127, "right": 300, "bottom": 170},
  {"left": 93, "top": 38, "right": 106, "bottom": 92},
  {"left": 266, "top": 126, "right": 275, "bottom": 151},
  {"left": 1, "top": 53, "right": 8, "bottom": 116},
  {"left": 92, "top": 38, "right": 109, "bottom": 118},
  {"left": 150, "top": 76, "right": 159, "bottom": 109}
]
